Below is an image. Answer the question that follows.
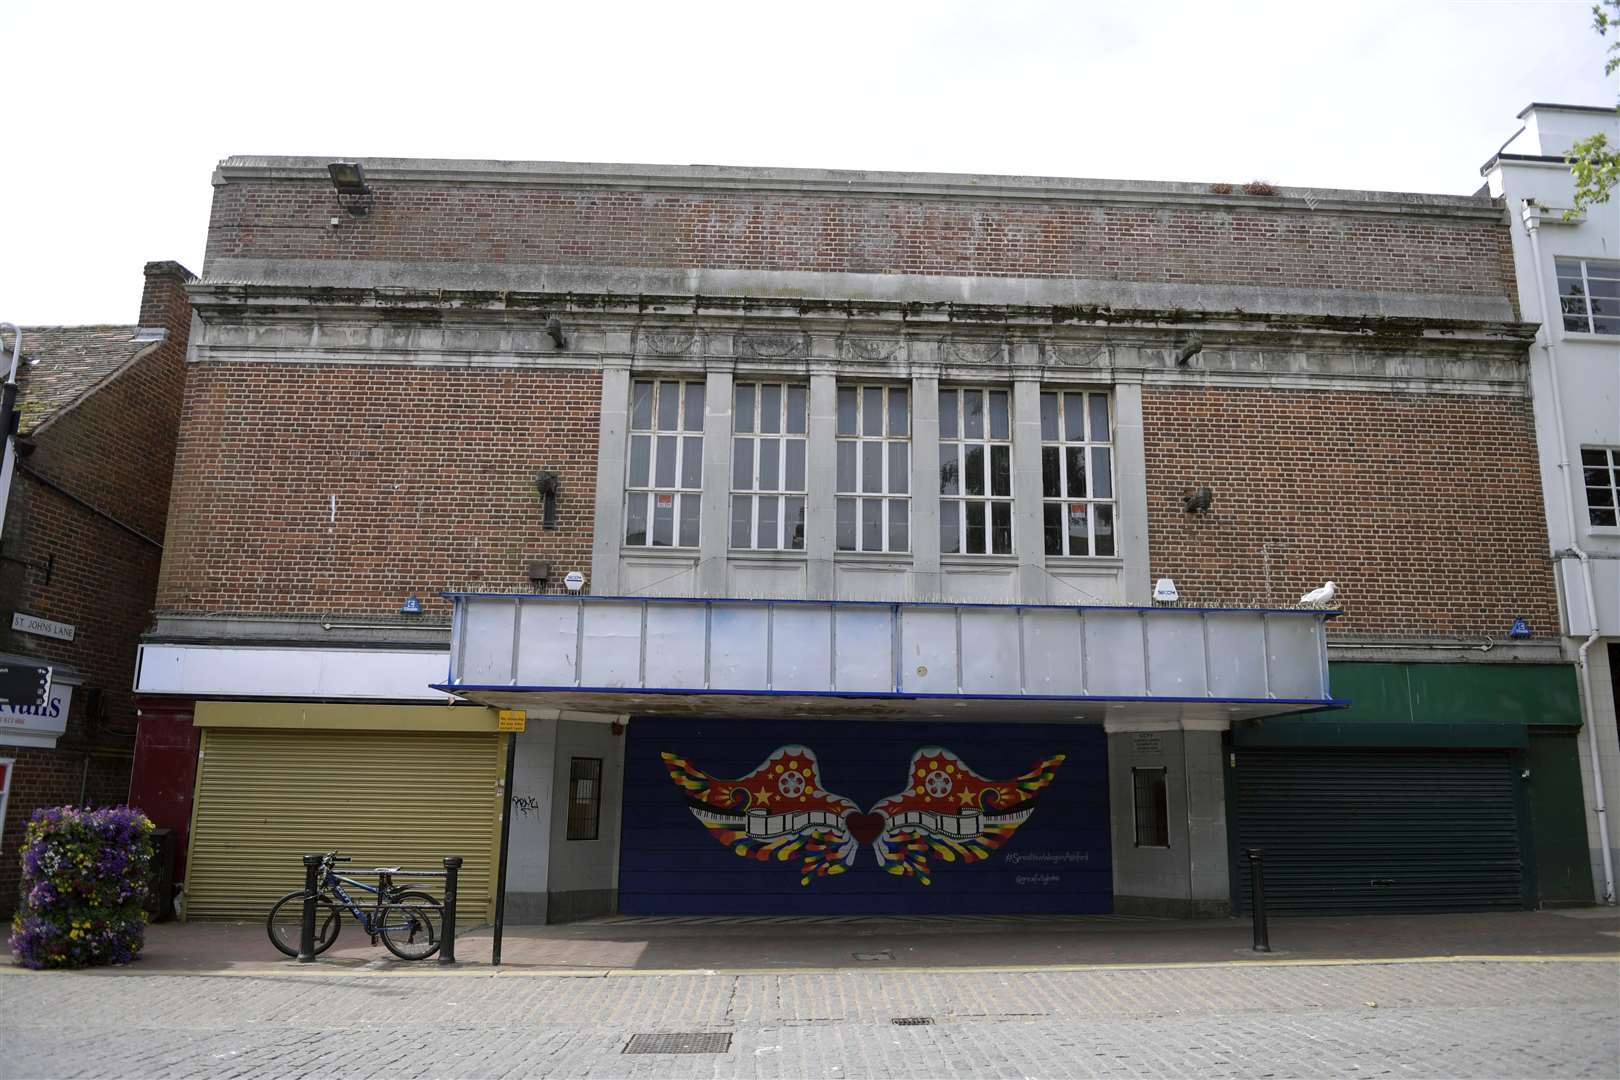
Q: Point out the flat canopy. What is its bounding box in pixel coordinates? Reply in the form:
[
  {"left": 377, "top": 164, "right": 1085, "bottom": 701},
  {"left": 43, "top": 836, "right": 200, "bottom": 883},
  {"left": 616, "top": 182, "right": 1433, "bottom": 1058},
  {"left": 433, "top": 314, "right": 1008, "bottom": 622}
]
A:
[{"left": 438, "top": 594, "right": 1344, "bottom": 726}]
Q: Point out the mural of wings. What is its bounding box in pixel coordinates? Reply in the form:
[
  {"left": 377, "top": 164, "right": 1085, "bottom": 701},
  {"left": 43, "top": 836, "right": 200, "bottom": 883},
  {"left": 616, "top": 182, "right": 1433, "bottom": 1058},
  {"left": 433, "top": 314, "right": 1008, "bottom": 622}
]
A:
[
  {"left": 868, "top": 748, "right": 1066, "bottom": 885},
  {"left": 660, "top": 746, "right": 861, "bottom": 885}
]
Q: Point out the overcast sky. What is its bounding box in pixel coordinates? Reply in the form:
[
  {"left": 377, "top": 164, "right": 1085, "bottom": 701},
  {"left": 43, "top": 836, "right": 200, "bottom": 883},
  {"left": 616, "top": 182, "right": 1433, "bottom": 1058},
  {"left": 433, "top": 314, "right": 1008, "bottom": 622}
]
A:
[{"left": 1, "top": 0, "right": 1614, "bottom": 326}]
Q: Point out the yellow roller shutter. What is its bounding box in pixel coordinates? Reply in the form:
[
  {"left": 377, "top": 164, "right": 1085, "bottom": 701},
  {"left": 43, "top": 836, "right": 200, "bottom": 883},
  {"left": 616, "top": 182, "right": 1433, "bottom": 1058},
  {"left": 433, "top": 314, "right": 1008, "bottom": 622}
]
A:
[{"left": 184, "top": 728, "right": 505, "bottom": 922}]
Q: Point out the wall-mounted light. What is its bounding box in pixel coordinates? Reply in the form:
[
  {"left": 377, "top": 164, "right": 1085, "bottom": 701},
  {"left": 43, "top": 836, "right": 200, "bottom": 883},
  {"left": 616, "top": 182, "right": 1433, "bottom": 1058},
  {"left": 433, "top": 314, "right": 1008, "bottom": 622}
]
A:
[
  {"left": 535, "top": 469, "right": 562, "bottom": 529},
  {"left": 1183, "top": 485, "right": 1214, "bottom": 513},
  {"left": 400, "top": 593, "right": 423, "bottom": 615},
  {"left": 545, "top": 316, "right": 567, "bottom": 349},
  {"left": 327, "top": 161, "right": 372, "bottom": 216}
]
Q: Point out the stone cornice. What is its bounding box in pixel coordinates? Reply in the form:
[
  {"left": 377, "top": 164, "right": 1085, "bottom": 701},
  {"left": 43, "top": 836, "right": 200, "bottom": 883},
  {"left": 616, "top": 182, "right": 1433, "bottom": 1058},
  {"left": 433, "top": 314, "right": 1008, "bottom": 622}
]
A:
[
  {"left": 184, "top": 283, "right": 1534, "bottom": 398},
  {"left": 186, "top": 280, "right": 1536, "bottom": 357},
  {"left": 213, "top": 156, "right": 1508, "bottom": 222}
]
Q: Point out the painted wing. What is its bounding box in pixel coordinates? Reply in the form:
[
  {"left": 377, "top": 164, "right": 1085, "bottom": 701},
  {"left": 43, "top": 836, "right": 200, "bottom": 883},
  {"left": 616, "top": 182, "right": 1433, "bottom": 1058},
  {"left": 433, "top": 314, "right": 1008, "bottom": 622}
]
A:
[
  {"left": 660, "top": 746, "right": 860, "bottom": 885},
  {"left": 868, "top": 748, "right": 1065, "bottom": 885}
]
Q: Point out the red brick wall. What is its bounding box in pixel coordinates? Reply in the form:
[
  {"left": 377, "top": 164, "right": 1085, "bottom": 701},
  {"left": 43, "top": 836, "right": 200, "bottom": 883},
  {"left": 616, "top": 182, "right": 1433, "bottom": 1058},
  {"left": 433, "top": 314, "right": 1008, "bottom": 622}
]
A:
[
  {"left": 155, "top": 364, "right": 601, "bottom": 619},
  {"left": 0, "top": 263, "right": 194, "bottom": 914},
  {"left": 206, "top": 180, "right": 1517, "bottom": 303},
  {"left": 1142, "top": 386, "right": 1558, "bottom": 639},
  {"left": 23, "top": 263, "right": 193, "bottom": 541}
]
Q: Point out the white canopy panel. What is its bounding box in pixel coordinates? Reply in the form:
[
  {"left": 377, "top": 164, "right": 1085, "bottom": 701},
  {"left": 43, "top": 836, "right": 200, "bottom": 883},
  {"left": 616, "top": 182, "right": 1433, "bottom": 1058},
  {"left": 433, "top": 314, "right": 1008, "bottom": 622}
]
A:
[{"left": 440, "top": 594, "right": 1342, "bottom": 722}]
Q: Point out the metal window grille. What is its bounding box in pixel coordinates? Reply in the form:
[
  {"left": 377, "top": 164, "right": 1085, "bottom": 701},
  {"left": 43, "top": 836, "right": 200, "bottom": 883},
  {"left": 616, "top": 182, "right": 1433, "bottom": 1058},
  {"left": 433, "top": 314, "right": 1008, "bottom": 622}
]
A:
[
  {"left": 835, "top": 385, "right": 911, "bottom": 553},
  {"left": 1555, "top": 257, "right": 1620, "bottom": 335},
  {"left": 1040, "top": 391, "right": 1116, "bottom": 557},
  {"left": 1132, "top": 766, "right": 1169, "bottom": 848},
  {"left": 731, "top": 382, "right": 808, "bottom": 550},
  {"left": 939, "top": 387, "right": 1014, "bottom": 555},
  {"left": 1582, "top": 446, "right": 1620, "bottom": 528},
  {"left": 567, "top": 757, "right": 603, "bottom": 841},
  {"left": 626, "top": 379, "right": 705, "bottom": 548}
]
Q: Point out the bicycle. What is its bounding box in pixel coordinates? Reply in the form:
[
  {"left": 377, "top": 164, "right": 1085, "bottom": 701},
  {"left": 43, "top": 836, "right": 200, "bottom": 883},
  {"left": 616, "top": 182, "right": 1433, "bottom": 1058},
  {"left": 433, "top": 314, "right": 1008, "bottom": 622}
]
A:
[{"left": 266, "top": 851, "right": 444, "bottom": 961}]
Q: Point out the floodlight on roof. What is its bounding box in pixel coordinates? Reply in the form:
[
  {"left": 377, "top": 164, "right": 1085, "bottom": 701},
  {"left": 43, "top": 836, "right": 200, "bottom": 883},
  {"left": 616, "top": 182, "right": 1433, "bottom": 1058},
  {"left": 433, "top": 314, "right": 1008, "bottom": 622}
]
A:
[{"left": 327, "top": 161, "right": 369, "bottom": 195}]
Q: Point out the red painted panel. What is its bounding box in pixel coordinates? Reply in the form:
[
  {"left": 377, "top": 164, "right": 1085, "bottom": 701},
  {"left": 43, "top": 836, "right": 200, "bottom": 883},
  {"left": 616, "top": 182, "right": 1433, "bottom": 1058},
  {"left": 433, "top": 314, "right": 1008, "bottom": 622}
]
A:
[{"left": 129, "top": 698, "right": 199, "bottom": 880}]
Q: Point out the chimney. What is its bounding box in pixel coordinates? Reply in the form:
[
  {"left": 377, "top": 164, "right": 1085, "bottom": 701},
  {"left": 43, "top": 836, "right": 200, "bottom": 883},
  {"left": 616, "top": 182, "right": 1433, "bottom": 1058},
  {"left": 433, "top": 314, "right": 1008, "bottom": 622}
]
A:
[{"left": 135, "top": 261, "right": 196, "bottom": 344}]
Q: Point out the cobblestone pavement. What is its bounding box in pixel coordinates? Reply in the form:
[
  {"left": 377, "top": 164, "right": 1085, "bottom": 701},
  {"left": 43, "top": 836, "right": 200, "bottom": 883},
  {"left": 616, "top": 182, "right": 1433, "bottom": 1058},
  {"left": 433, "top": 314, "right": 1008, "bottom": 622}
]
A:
[{"left": 3, "top": 959, "right": 1616, "bottom": 1079}]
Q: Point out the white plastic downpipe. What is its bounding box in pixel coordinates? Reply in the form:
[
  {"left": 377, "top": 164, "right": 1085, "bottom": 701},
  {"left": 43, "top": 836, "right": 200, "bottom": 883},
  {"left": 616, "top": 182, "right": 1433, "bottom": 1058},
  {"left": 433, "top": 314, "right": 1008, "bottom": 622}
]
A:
[{"left": 1522, "top": 201, "right": 1616, "bottom": 905}]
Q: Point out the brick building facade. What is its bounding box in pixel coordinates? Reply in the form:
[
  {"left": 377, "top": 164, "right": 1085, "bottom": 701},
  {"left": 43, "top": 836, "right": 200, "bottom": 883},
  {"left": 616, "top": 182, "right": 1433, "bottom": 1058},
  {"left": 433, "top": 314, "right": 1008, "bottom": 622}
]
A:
[
  {"left": 135, "top": 159, "right": 1586, "bottom": 925},
  {"left": 0, "top": 262, "right": 195, "bottom": 914}
]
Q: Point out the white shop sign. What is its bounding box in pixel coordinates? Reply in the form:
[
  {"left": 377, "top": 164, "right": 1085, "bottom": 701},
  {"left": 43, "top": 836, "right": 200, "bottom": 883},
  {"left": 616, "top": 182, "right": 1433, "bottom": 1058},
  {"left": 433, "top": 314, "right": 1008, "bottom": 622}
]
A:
[
  {"left": 0, "top": 679, "right": 75, "bottom": 750},
  {"left": 11, "top": 612, "right": 76, "bottom": 642}
]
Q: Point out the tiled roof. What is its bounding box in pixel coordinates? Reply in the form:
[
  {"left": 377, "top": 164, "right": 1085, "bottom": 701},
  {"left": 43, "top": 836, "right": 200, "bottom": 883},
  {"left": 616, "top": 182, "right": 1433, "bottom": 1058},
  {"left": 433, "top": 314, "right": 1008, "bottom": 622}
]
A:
[{"left": 8, "top": 325, "right": 153, "bottom": 435}]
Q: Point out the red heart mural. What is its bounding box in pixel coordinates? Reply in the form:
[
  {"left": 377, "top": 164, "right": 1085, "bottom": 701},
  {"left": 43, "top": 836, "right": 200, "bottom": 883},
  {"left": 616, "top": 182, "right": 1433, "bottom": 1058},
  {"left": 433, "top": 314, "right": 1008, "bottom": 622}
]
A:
[{"left": 845, "top": 812, "right": 885, "bottom": 846}]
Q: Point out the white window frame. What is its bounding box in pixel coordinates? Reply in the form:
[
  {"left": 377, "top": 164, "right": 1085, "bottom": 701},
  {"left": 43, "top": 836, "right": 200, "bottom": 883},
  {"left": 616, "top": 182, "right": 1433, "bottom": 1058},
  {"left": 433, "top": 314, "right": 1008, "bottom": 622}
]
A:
[
  {"left": 1040, "top": 390, "right": 1117, "bottom": 558},
  {"left": 731, "top": 381, "right": 809, "bottom": 551},
  {"left": 835, "top": 384, "right": 911, "bottom": 554},
  {"left": 938, "top": 386, "right": 1014, "bottom": 556},
  {"left": 625, "top": 378, "right": 705, "bottom": 549},
  {"left": 1582, "top": 446, "right": 1620, "bottom": 530},
  {"left": 1555, "top": 257, "right": 1620, "bottom": 336}
]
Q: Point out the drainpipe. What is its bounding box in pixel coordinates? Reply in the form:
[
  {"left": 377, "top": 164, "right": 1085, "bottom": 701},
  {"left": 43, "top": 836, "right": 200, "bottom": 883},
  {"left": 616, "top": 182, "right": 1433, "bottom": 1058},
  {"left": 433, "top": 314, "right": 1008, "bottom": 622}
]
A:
[
  {"left": 1522, "top": 200, "right": 1616, "bottom": 905},
  {"left": 0, "top": 323, "right": 21, "bottom": 537}
]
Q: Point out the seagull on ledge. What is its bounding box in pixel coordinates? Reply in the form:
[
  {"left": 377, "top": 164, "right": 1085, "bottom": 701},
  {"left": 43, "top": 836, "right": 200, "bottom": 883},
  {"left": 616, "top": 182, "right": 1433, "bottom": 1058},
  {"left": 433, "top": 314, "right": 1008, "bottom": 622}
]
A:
[{"left": 1299, "top": 581, "right": 1337, "bottom": 607}]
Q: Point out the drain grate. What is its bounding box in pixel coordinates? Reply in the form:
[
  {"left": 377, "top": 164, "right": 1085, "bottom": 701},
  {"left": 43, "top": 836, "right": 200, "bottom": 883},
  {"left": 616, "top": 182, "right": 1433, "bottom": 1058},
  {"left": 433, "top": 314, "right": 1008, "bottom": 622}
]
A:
[
  {"left": 624, "top": 1033, "right": 732, "bottom": 1055},
  {"left": 891, "top": 1017, "right": 934, "bottom": 1027}
]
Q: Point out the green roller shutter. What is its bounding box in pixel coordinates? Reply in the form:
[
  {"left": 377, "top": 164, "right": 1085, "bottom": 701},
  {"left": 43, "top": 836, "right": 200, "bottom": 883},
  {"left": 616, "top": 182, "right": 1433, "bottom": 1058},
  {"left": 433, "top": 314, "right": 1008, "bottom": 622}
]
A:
[
  {"left": 1229, "top": 747, "right": 1529, "bottom": 915},
  {"left": 184, "top": 728, "right": 504, "bottom": 922}
]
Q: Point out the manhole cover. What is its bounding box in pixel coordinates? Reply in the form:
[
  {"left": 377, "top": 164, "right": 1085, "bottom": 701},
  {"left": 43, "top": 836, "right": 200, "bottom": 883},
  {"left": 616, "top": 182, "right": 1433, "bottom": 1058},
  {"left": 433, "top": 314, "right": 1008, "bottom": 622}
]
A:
[
  {"left": 891, "top": 1017, "right": 934, "bottom": 1027},
  {"left": 624, "top": 1033, "right": 732, "bottom": 1055}
]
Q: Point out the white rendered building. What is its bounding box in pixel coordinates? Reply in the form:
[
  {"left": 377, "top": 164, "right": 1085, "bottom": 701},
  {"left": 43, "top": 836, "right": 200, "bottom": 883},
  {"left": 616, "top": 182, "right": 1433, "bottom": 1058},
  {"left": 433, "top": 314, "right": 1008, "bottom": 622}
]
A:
[{"left": 1483, "top": 102, "right": 1620, "bottom": 904}]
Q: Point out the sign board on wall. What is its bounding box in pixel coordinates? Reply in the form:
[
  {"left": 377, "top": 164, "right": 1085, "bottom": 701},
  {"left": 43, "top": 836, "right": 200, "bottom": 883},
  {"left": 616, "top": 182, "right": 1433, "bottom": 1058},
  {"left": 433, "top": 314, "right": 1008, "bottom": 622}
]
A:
[
  {"left": 11, "top": 613, "right": 75, "bottom": 642},
  {"left": 0, "top": 679, "right": 74, "bottom": 749},
  {"left": 0, "top": 663, "right": 50, "bottom": 709}
]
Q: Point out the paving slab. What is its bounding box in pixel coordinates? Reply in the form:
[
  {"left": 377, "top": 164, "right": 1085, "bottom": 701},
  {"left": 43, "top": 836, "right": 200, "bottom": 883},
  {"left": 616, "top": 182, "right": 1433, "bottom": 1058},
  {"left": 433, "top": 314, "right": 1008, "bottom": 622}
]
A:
[
  {"left": 17, "top": 906, "right": 1616, "bottom": 977},
  {"left": 3, "top": 957, "right": 1617, "bottom": 1078}
]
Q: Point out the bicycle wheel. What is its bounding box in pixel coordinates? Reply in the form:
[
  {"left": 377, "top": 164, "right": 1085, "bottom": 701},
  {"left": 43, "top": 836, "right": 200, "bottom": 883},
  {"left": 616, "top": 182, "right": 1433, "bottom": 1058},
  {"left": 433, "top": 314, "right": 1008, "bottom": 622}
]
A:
[
  {"left": 266, "top": 890, "right": 343, "bottom": 958},
  {"left": 378, "top": 890, "right": 442, "bottom": 961}
]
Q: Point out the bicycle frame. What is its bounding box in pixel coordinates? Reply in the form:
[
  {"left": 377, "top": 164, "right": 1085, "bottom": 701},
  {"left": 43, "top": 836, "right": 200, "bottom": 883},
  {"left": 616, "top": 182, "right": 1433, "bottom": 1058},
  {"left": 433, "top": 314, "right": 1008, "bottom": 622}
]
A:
[{"left": 321, "top": 868, "right": 397, "bottom": 938}]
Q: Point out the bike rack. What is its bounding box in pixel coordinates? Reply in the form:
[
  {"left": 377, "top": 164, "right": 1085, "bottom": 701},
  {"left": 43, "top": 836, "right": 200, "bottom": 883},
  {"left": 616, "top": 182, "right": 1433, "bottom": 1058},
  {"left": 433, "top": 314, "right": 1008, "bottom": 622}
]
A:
[{"left": 296, "top": 854, "right": 463, "bottom": 965}]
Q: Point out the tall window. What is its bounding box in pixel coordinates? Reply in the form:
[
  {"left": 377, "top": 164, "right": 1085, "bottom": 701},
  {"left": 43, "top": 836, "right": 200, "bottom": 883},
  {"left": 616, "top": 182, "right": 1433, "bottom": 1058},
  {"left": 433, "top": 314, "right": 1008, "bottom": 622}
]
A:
[
  {"left": 939, "top": 387, "right": 1013, "bottom": 555},
  {"left": 732, "top": 382, "right": 808, "bottom": 550},
  {"left": 836, "top": 385, "right": 910, "bottom": 553},
  {"left": 626, "top": 378, "right": 704, "bottom": 548},
  {"left": 1584, "top": 447, "right": 1619, "bottom": 528},
  {"left": 1556, "top": 258, "right": 1619, "bottom": 335},
  {"left": 1041, "top": 391, "right": 1115, "bottom": 557}
]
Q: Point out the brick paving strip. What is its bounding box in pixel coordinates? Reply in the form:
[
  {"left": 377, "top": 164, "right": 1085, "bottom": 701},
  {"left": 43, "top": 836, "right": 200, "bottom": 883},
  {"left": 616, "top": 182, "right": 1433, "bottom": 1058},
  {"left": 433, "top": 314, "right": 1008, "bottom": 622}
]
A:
[{"left": 3, "top": 958, "right": 1616, "bottom": 1078}]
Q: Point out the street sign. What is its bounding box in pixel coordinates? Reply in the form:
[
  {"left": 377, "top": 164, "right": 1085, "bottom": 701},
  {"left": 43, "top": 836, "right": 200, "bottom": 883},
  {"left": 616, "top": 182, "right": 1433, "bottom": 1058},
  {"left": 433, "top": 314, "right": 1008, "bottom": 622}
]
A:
[
  {"left": 11, "top": 613, "right": 75, "bottom": 642},
  {"left": 497, "top": 710, "right": 527, "bottom": 733},
  {"left": 0, "top": 663, "right": 51, "bottom": 709}
]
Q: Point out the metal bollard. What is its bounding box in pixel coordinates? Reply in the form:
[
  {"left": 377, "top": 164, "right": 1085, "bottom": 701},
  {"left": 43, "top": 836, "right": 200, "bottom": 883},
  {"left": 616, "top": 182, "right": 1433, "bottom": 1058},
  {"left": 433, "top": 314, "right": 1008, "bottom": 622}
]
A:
[
  {"left": 1246, "top": 847, "right": 1271, "bottom": 953},
  {"left": 439, "top": 856, "right": 462, "bottom": 965},
  {"left": 297, "top": 853, "right": 322, "bottom": 963}
]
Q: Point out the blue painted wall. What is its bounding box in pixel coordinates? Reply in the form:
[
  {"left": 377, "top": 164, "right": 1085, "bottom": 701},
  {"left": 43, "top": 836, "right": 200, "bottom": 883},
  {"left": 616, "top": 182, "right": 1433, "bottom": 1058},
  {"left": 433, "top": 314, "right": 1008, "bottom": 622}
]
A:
[{"left": 619, "top": 718, "right": 1111, "bottom": 915}]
